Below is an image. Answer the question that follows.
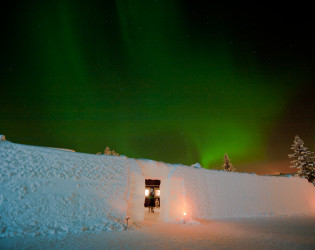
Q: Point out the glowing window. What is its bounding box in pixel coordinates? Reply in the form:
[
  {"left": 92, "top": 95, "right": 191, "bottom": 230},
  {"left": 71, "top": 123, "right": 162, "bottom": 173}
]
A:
[
  {"left": 145, "top": 189, "right": 149, "bottom": 197},
  {"left": 155, "top": 190, "right": 160, "bottom": 196}
]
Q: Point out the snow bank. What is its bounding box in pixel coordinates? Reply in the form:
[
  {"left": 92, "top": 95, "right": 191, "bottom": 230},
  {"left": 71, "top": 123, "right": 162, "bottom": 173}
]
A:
[
  {"left": 0, "top": 141, "right": 141, "bottom": 238},
  {"left": 168, "top": 166, "right": 315, "bottom": 221}
]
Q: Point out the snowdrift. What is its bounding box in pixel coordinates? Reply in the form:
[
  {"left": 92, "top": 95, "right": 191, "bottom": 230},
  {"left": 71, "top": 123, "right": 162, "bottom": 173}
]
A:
[{"left": 1, "top": 140, "right": 315, "bottom": 238}]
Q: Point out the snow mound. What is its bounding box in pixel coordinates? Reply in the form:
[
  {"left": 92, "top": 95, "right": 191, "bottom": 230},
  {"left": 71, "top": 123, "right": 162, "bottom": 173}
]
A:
[
  {"left": 0, "top": 141, "right": 141, "bottom": 238},
  {"left": 191, "top": 163, "right": 201, "bottom": 168}
]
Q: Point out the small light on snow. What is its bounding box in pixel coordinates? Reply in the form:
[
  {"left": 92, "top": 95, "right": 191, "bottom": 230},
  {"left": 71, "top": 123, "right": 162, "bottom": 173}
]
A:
[
  {"left": 125, "top": 216, "right": 130, "bottom": 229},
  {"left": 183, "top": 212, "right": 187, "bottom": 224}
]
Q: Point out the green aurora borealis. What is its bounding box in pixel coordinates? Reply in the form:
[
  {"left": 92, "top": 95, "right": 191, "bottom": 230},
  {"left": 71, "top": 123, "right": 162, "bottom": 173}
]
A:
[{"left": 1, "top": 1, "right": 314, "bottom": 174}]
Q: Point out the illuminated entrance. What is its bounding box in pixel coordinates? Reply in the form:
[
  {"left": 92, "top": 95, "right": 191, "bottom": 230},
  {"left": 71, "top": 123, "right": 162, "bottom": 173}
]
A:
[{"left": 144, "top": 179, "right": 161, "bottom": 210}]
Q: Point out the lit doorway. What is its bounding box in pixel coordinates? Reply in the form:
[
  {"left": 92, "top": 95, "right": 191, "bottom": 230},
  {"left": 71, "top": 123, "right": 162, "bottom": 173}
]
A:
[{"left": 144, "top": 179, "right": 160, "bottom": 214}]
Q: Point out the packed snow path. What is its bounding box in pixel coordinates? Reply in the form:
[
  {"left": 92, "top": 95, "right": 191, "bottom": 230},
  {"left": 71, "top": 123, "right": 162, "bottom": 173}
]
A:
[{"left": 2, "top": 215, "right": 315, "bottom": 249}]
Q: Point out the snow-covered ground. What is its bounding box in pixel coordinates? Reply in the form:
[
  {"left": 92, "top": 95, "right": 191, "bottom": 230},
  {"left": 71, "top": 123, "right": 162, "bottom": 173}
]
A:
[{"left": 2, "top": 213, "right": 315, "bottom": 249}]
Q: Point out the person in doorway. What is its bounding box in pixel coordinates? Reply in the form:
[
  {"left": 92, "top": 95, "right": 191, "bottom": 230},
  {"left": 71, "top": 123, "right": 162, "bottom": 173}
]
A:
[{"left": 148, "top": 188, "right": 155, "bottom": 213}]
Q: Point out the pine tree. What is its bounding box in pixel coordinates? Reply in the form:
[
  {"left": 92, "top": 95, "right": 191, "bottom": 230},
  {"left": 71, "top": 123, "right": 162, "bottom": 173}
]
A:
[
  {"left": 288, "top": 135, "right": 315, "bottom": 184},
  {"left": 223, "top": 153, "right": 236, "bottom": 172},
  {"left": 104, "top": 146, "right": 120, "bottom": 156},
  {"left": 111, "top": 149, "right": 119, "bottom": 156},
  {"left": 104, "top": 146, "right": 111, "bottom": 155}
]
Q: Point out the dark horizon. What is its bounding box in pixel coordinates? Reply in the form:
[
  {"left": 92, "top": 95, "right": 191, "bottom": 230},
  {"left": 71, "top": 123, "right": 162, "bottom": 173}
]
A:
[{"left": 1, "top": 1, "right": 314, "bottom": 174}]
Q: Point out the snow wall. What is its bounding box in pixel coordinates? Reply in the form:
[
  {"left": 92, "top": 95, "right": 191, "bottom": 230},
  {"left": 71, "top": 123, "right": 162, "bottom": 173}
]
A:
[
  {"left": 129, "top": 159, "right": 315, "bottom": 222},
  {"left": 0, "top": 141, "right": 141, "bottom": 238},
  {"left": 1, "top": 140, "right": 315, "bottom": 238},
  {"left": 168, "top": 166, "right": 315, "bottom": 221}
]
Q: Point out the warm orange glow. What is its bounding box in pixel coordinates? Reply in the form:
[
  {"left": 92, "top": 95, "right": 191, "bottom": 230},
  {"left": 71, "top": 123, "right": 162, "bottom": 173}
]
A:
[
  {"left": 156, "top": 190, "right": 160, "bottom": 196},
  {"left": 145, "top": 189, "right": 149, "bottom": 197},
  {"left": 183, "top": 212, "right": 186, "bottom": 216}
]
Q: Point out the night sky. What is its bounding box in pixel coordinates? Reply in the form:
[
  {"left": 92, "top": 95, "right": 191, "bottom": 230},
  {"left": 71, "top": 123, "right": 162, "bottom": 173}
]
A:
[{"left": 1, "top": 1, "right": 314, "bottom": 174}]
